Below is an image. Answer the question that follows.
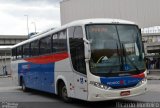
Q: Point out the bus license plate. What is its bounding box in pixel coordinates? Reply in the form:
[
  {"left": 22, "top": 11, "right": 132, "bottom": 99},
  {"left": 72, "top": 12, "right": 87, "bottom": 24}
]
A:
[{"left": 120, "top": 91, "right": 130, "bottom": 96}]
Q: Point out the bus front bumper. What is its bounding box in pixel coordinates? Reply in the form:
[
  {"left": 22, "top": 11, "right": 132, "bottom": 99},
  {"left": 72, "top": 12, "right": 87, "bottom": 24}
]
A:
[{"left": 87, "top": 81, "right": 147, "bottom": 101}]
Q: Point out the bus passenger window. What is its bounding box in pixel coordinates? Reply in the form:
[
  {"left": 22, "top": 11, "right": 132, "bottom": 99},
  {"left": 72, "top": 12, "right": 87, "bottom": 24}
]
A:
[
  {"left": 52, "top": 34, "right": 58, "bottom": 53},
  {"left": 23, "top": 43, "right": 30, "bottom": 58},
  {"left": 17, "top": 46, "right": 22, "bottom": 59},
  {"left": 52, "top": 30, "right": 67, "bottom": 53},
  {"left": 30, "top": 40, "right": 39, "bottom": 57},
  {"left": 12, "top": 48, "right": 17, "bottom": 60},
  {"left": 58, "top": 30, "right": 67, "bottom": 52},
  {"left": 40, "top": 36, "right": 52, "bottom": 55}
]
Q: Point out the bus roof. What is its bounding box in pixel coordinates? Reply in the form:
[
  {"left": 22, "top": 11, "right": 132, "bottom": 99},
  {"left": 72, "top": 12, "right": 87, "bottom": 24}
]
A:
[
  {"left": 12, "top": 18, "right": 136, "bottom": 49},
  {"left": 68, "top": 18, "right": 135, "bottom": 26},
  {"left": 0, "top": 45, "right": 13, "bottom": 50}
]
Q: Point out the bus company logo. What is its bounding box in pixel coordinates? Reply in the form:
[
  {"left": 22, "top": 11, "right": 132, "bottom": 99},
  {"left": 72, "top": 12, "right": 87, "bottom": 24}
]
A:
[
  {"left": 22, "top": 64, "right": 30, "bottom": 70},
  {"left": 120, "top": 80, "right": 124, "bottom": 85},
  {"left": 80, "top": 78, "right": 84, "bottom": 84},
  {"left": 107, "top": 80, "right": 125, "bottom": 85}
]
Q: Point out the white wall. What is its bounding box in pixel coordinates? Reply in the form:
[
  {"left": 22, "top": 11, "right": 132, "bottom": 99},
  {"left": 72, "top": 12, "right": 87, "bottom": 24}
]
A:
[{"left": 60, "top": 0, "right": 160, "bottom": 28}]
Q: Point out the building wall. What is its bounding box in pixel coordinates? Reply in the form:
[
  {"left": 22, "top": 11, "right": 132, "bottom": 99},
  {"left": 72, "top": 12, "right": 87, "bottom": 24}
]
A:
[
  {"left": 0, "top": 35, "right": 27, "bottom": 45},
  {"left": 142, "top": 33, "right": 160, "bottom": 56},
  {"left": 60, "top": 0, "right": 160, "bottom": 28},
  {"left": 0, "top": 35, "right": 27, "bottom": 75}
]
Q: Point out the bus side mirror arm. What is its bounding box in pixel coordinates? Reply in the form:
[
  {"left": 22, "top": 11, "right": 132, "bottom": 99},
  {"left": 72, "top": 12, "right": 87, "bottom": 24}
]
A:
[
  {"left": 83, "top": 38, "right": 91, "bottom": 60},
  {"left": 83, "top": 38, "right": 91, "bottom": 44}
]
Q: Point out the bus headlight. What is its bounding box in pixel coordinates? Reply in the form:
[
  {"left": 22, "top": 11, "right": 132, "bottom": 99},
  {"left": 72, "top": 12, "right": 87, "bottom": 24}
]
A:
[{"left": 90, "top": 81, "right": 109, "bottom": 90}]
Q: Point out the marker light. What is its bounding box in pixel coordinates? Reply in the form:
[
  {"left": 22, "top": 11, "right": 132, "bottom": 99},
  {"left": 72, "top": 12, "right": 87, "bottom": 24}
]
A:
[{"left": 137, "top": 78, "right": 147, "bottom": 86}]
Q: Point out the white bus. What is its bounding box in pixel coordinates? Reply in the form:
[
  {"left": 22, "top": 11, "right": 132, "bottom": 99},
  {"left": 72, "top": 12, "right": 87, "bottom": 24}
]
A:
[{"left": 11, "top": 19, "right": 147, "bottom": 102}]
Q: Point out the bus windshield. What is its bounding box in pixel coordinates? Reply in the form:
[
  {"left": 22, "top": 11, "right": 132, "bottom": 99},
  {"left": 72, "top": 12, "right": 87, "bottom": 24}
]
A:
[{"left": 86, "top": 24, "right": 145, "bottom": 77}]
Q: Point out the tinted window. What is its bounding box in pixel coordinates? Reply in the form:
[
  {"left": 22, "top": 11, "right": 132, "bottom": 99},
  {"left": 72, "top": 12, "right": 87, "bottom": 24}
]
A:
[
  {"left": 23, "top": 43, "right": 30, "bottom": 58},
  {"left": 40, "top": 36, "right": 52, "bottom": 55},
  {"left": 68, "top": 26, "right": 86, "bottom": 74},
  {"left": 12, "top": 48, "right": 17, "bottom": 60},
  {"left": 30, "top": 40, "right": 39, "bottom": 56},
  {"left": 17, "top": 46, "right": 22, "bottom": 59},
  {"left": 52, "top": 34, "right": 59, "bottom": 53},
  {"left": 52, "top": 30, "right": 67, "bottom": 53},
  {"left": 58, "top": 30, "right": 67, "bottom": 52}
]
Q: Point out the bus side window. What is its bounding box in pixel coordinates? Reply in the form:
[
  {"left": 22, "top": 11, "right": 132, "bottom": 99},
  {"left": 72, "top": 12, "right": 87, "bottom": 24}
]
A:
[
  {"left": 23, "top": 43, "right": 30, "bottom": 58},
  {"left": 52, "top": 34, "right": 58, "bottom": 53},
  {"left": 69, "top": 26, "right": 86, "bottom": 75},
  {"left": 30, "top": 40, "right": 39, "bottom": 57},
  {"left": 52, "top": 30, "right": 67, "bottom": 53},
  {"left": 58, "top": 30, "right": 67, "bottom": 52},
  {"left": 17, "top": 46, "right": 22, "bottom": 59},
  {"left": 40, "top": 36, "right": 52, "bottom": 55},
  {"left": 12, "top": 48, "right": 17, "bottom": 60}
]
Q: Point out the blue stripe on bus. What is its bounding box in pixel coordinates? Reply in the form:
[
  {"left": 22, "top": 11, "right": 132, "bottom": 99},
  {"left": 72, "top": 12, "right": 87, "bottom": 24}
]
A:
[
  {"left": 100, "top": 75, "right": 143, "bottom": 89},
  {"left": 18, "top": 62, "right": 55, "bottom": 93}
]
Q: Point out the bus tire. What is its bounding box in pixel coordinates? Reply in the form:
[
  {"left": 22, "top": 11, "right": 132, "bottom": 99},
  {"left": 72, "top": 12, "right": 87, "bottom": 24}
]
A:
[
  {"left": 58, "top": 82, "right": 71, "bottom": 102},
  {"left": 21, "top": 79, "right": 28, "bottom": 92}
]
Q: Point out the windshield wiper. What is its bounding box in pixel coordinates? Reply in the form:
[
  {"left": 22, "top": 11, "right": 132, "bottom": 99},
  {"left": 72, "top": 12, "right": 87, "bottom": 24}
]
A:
[
  {"left": 116, "top": 43, "right": 124, "bottom": 71},
  {"left": 121, "top": 43, "right": 141, "bottom": 74}
]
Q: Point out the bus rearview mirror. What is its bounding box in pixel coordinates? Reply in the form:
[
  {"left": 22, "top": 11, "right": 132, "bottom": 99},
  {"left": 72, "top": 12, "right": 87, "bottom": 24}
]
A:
[
  {"left": 83, "top": 38, "right": 91, "bottom": 59},
  {"left": 84, "top": 43, "right": 91, "bottom": 60}
]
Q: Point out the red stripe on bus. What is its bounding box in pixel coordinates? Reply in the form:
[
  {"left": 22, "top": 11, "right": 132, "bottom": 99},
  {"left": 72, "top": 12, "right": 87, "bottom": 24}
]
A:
[
  {"left": 24, "top": 52, "right": 69, "bottom": 64},
  {"left": 132, "top": 72, "right": 145, "bottom": 78}
]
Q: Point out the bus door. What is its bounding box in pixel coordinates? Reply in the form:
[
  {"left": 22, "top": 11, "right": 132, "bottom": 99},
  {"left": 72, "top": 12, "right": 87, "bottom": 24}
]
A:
[
  {"left": 72, "top": 42, "right": 87, "bottom": 99},
  {"left": 68, "top": 26, "right": 88, "bottom": 100}
]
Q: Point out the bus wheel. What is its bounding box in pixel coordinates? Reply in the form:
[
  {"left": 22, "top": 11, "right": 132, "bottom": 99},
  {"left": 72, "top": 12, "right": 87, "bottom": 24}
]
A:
[
  {"left": 22, "top": 79, "right": 28, "bottom": 92},
  {"left": 59, "top": 82, "right": 71, "bottom": 102}
]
